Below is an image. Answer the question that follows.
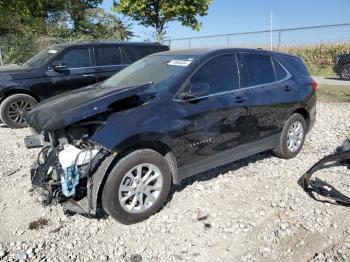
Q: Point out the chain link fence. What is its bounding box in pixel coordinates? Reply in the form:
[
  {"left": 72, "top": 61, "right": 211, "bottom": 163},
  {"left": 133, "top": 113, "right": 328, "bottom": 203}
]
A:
[
  {"left": 1, "top": 24, "right": 350, "bottom": 79},
  {"left": 170, "top": 23, "right": 350, "bottom": 79}
]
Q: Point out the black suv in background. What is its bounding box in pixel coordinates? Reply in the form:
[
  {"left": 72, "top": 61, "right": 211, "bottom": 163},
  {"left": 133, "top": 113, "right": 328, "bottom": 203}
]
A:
[
  {"left": 25, "top": 48, "right": 317, "bottom": 224},
  {"left": 333, "top": 53, "right": 350, "bottom": 79},
  {"left": 0, "top": 41, "right": 168, "bottom": 128}
]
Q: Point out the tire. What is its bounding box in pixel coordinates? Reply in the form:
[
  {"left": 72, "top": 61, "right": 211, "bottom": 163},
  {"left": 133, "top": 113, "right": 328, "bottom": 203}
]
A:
[
  {"left": 0, "top": 94, "right": 38, "bottom": 128},
  {"left": 273, "top": 113, "right": 307, "bottom": 159},
  {"left": 340, "top": 64, "right": 350, "bottom": 80},
  {"left": 102, "top": 149, "right": 172, "bottom": 224}
]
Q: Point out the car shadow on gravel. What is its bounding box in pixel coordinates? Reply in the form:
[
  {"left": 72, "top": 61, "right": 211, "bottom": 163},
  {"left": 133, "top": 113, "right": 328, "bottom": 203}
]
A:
[
  {"left": 82, "top": 151, "right": 274, "bottom": 221},
  {"left": 166, "top": 151, "right": 273, "bottom": 204}
]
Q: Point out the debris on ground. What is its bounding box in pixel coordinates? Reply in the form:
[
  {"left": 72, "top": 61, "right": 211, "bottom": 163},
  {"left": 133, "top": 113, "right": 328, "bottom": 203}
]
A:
[
  {"left": 28, "top": 218, "right": 49, "bottom": 230},
  {"left": 195, "top": 208, "right": 209, "bottom": 221}
]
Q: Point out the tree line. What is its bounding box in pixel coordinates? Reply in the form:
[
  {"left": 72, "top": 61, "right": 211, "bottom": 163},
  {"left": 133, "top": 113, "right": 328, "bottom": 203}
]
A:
[
  {"left": 0, "top": 0, "right": 212, "bottom": 42},
  {"left": 0, "top": 0, "right": 132, "bottom": 40}
]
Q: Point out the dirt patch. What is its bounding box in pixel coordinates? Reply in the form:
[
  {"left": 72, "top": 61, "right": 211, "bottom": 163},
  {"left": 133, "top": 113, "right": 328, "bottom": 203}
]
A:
[{"left": 28, "top": 218, "right": 49, "bottom": 230}]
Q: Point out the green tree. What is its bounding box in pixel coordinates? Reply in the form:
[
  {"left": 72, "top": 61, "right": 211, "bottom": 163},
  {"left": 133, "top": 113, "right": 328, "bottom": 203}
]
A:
[
  {"left": 113, "top": 0, "right": 212, "bottom": 43},
  {"left": 0, "top": 0, "right": 104, "bottom": 36},
  {"left": 0, "top": 0, "right": 45, "bottom": 35},
  {"left": 74, "top": 8, "right": 133, "bottom": 40}
]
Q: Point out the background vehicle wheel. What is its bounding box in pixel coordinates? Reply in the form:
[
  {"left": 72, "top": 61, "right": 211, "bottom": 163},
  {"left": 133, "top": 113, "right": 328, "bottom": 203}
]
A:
[
  {"left": 102, "top": 149, "right": 172, "bottom": 224},
  {"left": 273, "top": 113, "right": 307, "bottom": 159},
  {"left": 340, "top": 64, "right": 350, "bottom": 80},
  {"left": 0, "top": 94, "right": 38, "bottom": 128}
]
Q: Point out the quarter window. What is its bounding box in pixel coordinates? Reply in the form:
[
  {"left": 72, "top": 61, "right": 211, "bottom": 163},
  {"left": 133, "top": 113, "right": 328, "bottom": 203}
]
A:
[
  {"left": 190, "top": 55, "right": 239, "bottom": 94},
  {"left": 61, "top": 48, "right": 90, "bottom": 68},
  {"left": 273, "top": 58, "right": 288, "bottom": 80},
  {"left": 238, "top": 53, "right": 275, "bottom": 87},
  {"left": 95, "top": 47, "right": 122, "bottom": 66}
]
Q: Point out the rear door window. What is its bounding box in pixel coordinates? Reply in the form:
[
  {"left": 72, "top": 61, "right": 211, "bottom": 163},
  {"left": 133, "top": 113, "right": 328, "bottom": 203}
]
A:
[
  {"left": 61, "top": 48, "right": 91, "bottom": 68},
  {"left": 95, "top": 46, "right": 122, "bottom": 66},
  {"left": 238, "top": 53, "right": 275, "bottom": 87},
  {"left": 190, "top": 54, "right": 239, "bottom": 94}
]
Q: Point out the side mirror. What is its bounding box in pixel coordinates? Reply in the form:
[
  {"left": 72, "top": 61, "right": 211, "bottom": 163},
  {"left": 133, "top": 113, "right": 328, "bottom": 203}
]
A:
[
  {"left": 51, "top": 61, "right": 67, "bottom": 71},
  {"left": 180, "top": 82, "right": 210, "bottom": 101}
]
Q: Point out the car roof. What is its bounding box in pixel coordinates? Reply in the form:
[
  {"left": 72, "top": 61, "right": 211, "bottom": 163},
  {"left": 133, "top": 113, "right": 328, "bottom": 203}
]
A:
[
  {"left": 50, "top": 40, "right": 168, "bottom": 49},
  {"left": 152, "top": 48, "right": 299, "bottom": 59}
]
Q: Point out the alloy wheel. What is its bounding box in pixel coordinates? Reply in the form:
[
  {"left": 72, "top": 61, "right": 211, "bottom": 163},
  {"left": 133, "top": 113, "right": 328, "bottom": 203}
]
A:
[
  {"left": 7, "top": 100, "right": 34, "bottom": 125},
  {"left": 286, "top": 121, "right": 304, "bottom": 152},
  {"left": 118, "top": 163, "right": 163, "bottom": 214}
]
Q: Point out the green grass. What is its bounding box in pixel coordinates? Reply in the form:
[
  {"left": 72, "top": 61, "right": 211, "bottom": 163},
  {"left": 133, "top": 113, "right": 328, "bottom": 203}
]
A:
[
  {"left": 309, "top": 67, "right": 334, "bottom": 77},
  {"left": 318, "top": 84, "right": 350, "bottom": 103}
]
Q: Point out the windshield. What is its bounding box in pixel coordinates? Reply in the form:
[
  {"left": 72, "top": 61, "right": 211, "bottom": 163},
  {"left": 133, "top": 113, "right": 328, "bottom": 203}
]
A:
[
  {"left": 101, "top": 55, "right": 198, "bottom": 93},
  {"left": 24, "top": 47, "right": 60, "bottom": 67}
]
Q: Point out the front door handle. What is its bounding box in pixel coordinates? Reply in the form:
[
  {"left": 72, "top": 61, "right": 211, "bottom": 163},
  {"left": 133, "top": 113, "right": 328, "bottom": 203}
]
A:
[{"left": 83, "top": 74, "right": 95, "bottom": 77}]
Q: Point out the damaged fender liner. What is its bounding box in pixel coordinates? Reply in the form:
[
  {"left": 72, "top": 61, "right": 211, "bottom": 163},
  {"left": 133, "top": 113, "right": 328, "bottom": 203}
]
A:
[{"left": 299, "top": 140, "right": 350, "bottom": 205}]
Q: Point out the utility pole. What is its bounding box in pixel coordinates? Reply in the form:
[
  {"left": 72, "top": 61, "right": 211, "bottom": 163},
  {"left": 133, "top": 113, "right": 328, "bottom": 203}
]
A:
[
  {"left": 270, "top": 11, "right": 273, "bottom": 51},
  {"left": 0, "top": 48, "right": 3, "bottom": 66}
]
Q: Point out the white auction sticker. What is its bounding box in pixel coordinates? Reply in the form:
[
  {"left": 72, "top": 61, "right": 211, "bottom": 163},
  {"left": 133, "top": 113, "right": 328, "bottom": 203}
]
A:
[
  {"left": 167, "top": 60, "right": 192, "bottom": 67},
  {"left": 48, "top": 49, "right": 58, "bottom": 54}
]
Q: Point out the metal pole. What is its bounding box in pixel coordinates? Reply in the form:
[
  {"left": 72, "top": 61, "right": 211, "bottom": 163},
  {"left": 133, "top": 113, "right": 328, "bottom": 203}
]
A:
[
  {"left": 270, "top": 11, "right": 273, "bottom": 51},
  {"left": 188, "top": 39, "right": 191, "bottom": 49},
  {"left": 0, "top": 48, "right": 3, "bottom": 66},
  {"left": 226, "top": 35, "right": 230, "bottom": 48},
  {"left": 277, "top": 31, "right": 282, "bottom": 50}
]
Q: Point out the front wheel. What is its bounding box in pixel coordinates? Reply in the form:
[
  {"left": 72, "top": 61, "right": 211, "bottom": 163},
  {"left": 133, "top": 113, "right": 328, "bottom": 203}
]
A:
[
  {"left": 102, "top": 149, "right": 172, "bottom": 224},
  {"left": 273, "top": 113, "right": 307, "bottom": 159},
  {"left": 0, "top": 94, "right": 38, "bottom": 128}
]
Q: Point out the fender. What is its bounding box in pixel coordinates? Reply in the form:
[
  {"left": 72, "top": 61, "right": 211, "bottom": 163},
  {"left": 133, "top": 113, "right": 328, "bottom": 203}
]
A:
[
  {"left": 88, "top": 143, "right": 179, "bottom": 214},
  {"left": 88, "top": 154, "right": 117, "bottom": 213}
]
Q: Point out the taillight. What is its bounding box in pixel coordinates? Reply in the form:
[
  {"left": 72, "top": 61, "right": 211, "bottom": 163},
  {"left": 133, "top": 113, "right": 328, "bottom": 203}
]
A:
[{"left": 310, "top": 79, "right": 317, "bottom": 91}]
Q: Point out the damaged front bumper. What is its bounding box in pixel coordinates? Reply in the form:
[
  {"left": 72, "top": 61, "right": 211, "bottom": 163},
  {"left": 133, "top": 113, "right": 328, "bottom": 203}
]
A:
[
  {"left": 26, "top": 132, "right": 112, "bottom": 216},
  {"left": 299, "top": 140, "right": 350, "bottom": 205}
]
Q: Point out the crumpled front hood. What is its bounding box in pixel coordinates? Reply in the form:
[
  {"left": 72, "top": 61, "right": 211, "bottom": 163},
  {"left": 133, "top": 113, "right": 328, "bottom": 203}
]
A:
[{"left": 26, "top": 83, "right": 152, "bottom": 133}]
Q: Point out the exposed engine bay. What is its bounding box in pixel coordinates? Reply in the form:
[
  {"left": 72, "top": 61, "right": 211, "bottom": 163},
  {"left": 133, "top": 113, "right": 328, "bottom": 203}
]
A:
[
  {"left": 26, "top": 118, "right": 112, "bottom": 215},
  {"left": 23, "top": 84, "right": 156, "bottom": 216}
]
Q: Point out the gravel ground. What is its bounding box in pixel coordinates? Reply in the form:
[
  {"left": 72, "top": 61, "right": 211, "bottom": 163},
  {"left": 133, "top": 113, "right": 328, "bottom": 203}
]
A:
[{"left": 0, "top": 101, "right": 349, "bottom": 262}]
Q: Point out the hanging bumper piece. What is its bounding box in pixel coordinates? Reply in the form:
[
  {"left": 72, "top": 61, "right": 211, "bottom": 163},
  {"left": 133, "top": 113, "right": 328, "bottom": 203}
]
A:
[{"left": 299, "top": 140, "right": 350, "bottom": 206}]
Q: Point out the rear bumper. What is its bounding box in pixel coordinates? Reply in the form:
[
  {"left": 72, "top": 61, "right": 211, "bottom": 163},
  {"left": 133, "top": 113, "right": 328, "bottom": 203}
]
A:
[
  {"left": 309, "top": 111, "right": 316, "bottom": 132},
  {"left": 306, "top": 92, "right": 317, "bottom": 133}
]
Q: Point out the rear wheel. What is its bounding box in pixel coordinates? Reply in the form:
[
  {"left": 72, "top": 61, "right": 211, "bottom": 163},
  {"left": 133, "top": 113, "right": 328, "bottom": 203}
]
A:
[
  {"left": 273, "top": 113, "right": 307, "bottom": 159},
  {"left": 102, "top": 149, "right": 172, "bottom": 224},
  {"left": 0, "top": 94, "right": 37, "bottom": 128},
  {"left": 340, "top": 64, "right": 350, "bottom": 80}
]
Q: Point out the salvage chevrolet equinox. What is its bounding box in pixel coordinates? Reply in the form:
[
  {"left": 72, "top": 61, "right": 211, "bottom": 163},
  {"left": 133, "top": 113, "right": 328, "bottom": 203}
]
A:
[
  {"left": 0, "top": 41, "right": 168, "bottom": 128},
  {"left": 25, "top": 48, "right": 317, "bottom": 224}
]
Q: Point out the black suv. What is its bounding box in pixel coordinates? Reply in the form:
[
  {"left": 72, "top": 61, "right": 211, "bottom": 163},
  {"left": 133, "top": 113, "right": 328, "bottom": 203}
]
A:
[
  {"left": 25, "top": 48, "right": 317, "bottom": 224},
  {"left": 333, "top": 54, "right": 350, "bottom": 79},
  {"left": 0, "top": 41, "right": 168, "bottom": 128}
]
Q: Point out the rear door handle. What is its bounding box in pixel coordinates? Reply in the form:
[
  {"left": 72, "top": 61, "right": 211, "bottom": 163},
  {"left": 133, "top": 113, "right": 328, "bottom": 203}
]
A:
[
  {"left": 284, "top": 86, "right": 292, "bottom": 92},
  {"left": 235, "top": 96, "right": 247, "bottom": 103},
  {"left": 83, "top": 74, "right": 95, "bottom": 77}
]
